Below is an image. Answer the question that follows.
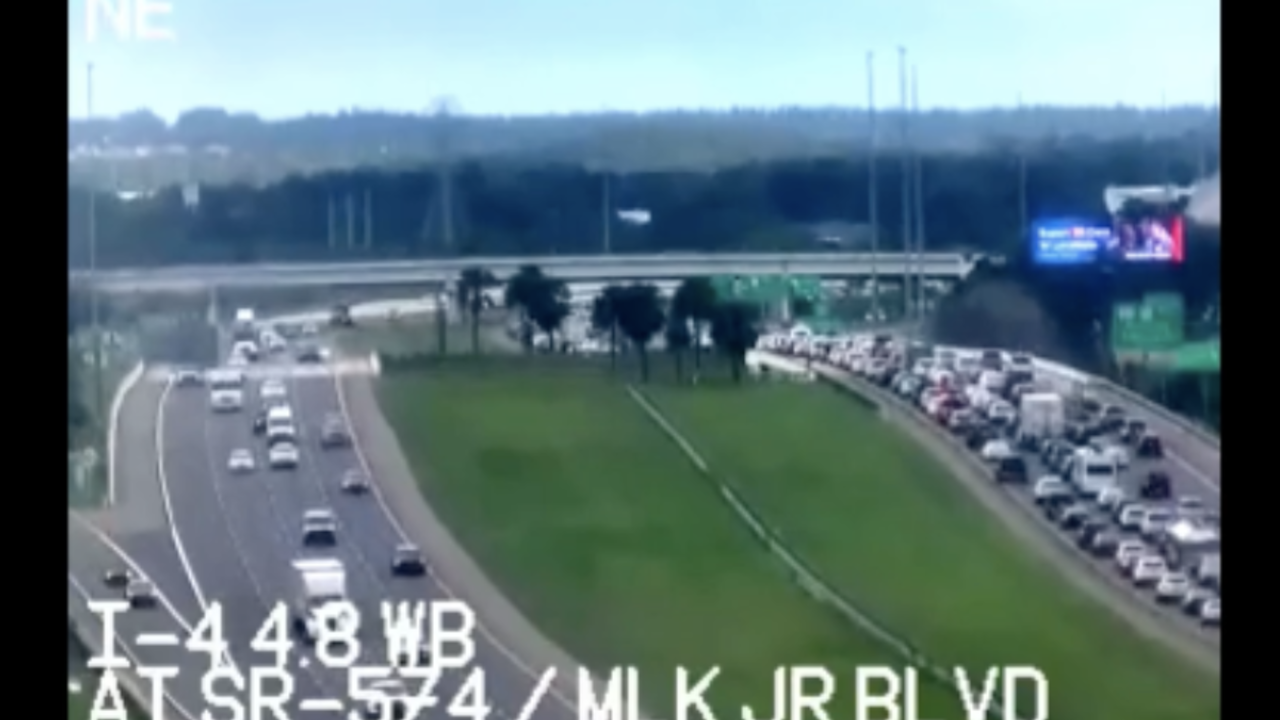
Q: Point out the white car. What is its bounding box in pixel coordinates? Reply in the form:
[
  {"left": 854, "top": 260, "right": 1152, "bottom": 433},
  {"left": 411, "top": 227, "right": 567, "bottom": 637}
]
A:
[
  {"left": 228, "top": 449, "right": 256, "bottom": 473},
  {"left": 1199, "top": 598, "right": 1220, "bottom": 626},
  {"left": 1154, "top": 572, "right": 1191, "bottom": 603},
  {"left": 260, "top": 379, "right": 288, "bottom": 401},
  {"left": 1031, "top": 476, "right": 1069, "bottom": 504},
  {"left": 980, "top": 439, "right": 1013, "bottom": 461},
  {"left": 1139, "top": 507, "right": 1175, "bottom": 539},
  {"left": 302, "top": 509, "right": 338, "bottom": 546},
  {"left": 1130, "top": 554, "right": 1167, "bottom": 585},
  {"left": 1094, "top": 444, "right": 1129, "bottom": 469},
  {"left": 1114, "top": 540, "right": 1147, "bottom": 571},
  {"left": 268, "top": 442, "right": 300, "bottom": 470},
  {"left": 362, "top": 677, "right": 409, "bottom": 719},
  {"left": 1097, "top": 486, "right": 1127, "bottom": 512},
  {"left": 227, "top": 352, "right": 249, "bottom": 367}
]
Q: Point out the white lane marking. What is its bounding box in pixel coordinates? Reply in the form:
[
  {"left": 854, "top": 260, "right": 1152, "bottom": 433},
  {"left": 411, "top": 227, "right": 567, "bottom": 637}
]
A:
[
  {"left": 68, "top": 512, "right": 198, "bottom": 634},
  {"left": 330, "top": 369, "right": 581, "bottom": 715},
  {"left": 106, "top": 361, "right": 145, "bottom": 506},
  {"left": 1168, "top": 452, "right": 1219, "bottom": 496},
  {"left": 154, "top": 380, "right": 215, "bottom": 613},
  {"left": 68, "top": 572, "right": 199, "bottom": 720}
]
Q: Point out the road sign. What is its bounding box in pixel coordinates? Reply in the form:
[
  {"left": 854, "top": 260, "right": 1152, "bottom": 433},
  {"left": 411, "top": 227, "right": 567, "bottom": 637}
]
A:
[{"left": 1110, "top": 293, "right": 1185, "bottom": 355}]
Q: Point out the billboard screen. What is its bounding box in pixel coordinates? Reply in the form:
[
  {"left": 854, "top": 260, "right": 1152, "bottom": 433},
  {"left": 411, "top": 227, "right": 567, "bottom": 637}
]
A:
[
  {"left": 1106, "top": 214, "right": 1185, "bottom": 263},
  {"left": 1029, "top": 219, "right": 1110, "bottom": 265}
]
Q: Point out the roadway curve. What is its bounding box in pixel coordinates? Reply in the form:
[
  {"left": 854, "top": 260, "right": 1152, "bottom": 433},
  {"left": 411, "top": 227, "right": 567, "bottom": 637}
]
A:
[
  {"left": 1091, "top": 383, "right": 1220, "bottom": 499},
  {"left": 158, "top": 359, "right": 576, "bottom": 720}
]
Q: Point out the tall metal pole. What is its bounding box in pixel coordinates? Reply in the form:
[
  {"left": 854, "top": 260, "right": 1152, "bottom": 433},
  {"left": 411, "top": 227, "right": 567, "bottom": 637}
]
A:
[
  {"left": 602, "top": 173, "right": 612, "bottom": 254},
  {"left": 911, "top": 65, "right": 927, "bottom": 319},
  {"left": 866, "top": 51, "right": 880, "bottom": 322},
  {"left": 897, "top": 46, "right": 912, "bottom": 321},
  {"left": 1016, "top": 93, "right": 1028, "bottom": 247},
  {"left": 363, "top": 189, "right": 373, "bottom": 249},
  {"left": 87, "top": 62, "right": 106, "bottom": 440},
  {"left": 345, "top": 193, "right": 355, "bottom": 249}
]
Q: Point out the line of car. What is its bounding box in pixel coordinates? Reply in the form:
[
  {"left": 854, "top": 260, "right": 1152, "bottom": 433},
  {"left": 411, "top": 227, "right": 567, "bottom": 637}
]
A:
[{"left": 763, "top": 329, "right": 1220, "bottom": 629}]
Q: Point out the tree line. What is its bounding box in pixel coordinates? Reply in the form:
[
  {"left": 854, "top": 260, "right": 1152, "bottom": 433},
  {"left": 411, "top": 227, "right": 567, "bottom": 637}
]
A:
[
  {"left": 444, "top": 266, "right": 759, "bottom": 383},
  {"left": 69, "top": 106, "right": 1218, "bottom": 186},
  {"left": 68, "top": 135, "right": 1218, "bottom": 268}
]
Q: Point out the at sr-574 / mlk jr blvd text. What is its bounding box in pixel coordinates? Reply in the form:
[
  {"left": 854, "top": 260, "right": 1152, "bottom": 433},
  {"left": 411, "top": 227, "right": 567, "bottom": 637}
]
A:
[{"left": 579, "top": 665, "right": 1050, "bottom": 720}]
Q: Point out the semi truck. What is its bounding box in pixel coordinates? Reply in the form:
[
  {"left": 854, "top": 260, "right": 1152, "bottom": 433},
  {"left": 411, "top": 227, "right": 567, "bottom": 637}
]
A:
[{"left": 291, "top": 558, "right": 352, "bottom": 641}]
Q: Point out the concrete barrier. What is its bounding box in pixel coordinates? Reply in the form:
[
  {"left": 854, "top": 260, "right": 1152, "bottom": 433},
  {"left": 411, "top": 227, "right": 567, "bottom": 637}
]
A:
[{"left": 106, "top": 361, "right": 145, "bottom": 507}]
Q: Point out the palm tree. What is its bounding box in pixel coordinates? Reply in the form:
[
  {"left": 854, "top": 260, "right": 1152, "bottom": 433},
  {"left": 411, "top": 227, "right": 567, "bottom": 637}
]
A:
[
  {"left": 504, "top": 264, "right": 546, "bottom": 352},
  {"left": 671, "top": 277, "right": 718, "bottom": 370},
  {"left": 614, "top": 284, "right": 666, "bottom": 382},
  {"left": 664, "top": 315, "right": 692, "bottom": 382},
  {"left": 526, "top": 277, "right": 571, "bottom": 351},
  {"left": 456, "top": 266, "right": 498, "bottom": 354},
  {"left": 590, "top": 285, "right": 625, "bottom": 371},
  {"left": 710, "top": 300, "right": 760, "bottom": 383}
]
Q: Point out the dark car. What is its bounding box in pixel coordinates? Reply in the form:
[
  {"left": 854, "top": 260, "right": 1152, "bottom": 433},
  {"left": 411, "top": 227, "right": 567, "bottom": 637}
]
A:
[
  {"left": 1140, "top": 471, "right": 1172, "bottom": 500},
  {"left": 102, "top": 568, "right": 133, "bottom": 588},
  {"left": 1055, "top": 504, "right": 1091, "bottom": 531},
  {"left": 1122, "top": 419, "right": 1148, "bottom": 444},
  {"left": 391, "top": 544, "right": 428, "bottom": 577},
  {"left": 1087, "top": 531, "right": 1122, "bottom": 558},
  {"left": 1076, "top": 518, "right": 1108, "bottom": 548},
  {"left": 1136, "top": 432, "right": 1164, "bottom": 459},
  {"left": 296, "top": 344, "right": 324, "bottom": 363},
  {"left": 330, "top": 304, "right": 355, "bottom": 327},
  {"left": 252, "top": 412, "right": 268, "bottom": 436},
  {"left": 995, "top": 456, "right": 1028, "bottom": 484},
  {"left": 965, "top": 427, "right": 994, "bottom": 451}
]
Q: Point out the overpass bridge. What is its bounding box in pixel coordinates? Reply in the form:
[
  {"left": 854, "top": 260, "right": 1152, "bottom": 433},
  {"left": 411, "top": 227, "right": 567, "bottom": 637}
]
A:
[{"left": 70, "top": 251, "right": 980, "bottom": 293}]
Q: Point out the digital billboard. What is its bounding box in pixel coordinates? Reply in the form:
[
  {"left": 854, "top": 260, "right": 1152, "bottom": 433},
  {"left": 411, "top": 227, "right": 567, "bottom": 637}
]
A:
[
  {"left": 1029, "top": 219, "right": 1110, "bottom": 265},
  {"left": 1106, "top": 214, "right": 1185, "bottom": 263}
]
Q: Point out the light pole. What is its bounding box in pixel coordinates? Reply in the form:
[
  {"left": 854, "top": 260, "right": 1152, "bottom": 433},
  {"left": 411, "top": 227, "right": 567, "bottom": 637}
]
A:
[
  {"left": 897, "top": 47, "right": 912, "bottom": 322},
  {"left": 86, "top": 61, "right": 106, "bottom": 443},
  {"left": 911, "top": 65, "right": 926, "bottom": 320},
  {"left": 866, "top": 51, "right": 880, "bottom": 322}
]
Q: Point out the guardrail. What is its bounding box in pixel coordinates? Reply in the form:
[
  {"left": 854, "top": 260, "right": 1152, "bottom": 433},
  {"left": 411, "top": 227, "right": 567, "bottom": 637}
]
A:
[{"left": 627, "top": 386, "right": 1011, "bottom": 719}]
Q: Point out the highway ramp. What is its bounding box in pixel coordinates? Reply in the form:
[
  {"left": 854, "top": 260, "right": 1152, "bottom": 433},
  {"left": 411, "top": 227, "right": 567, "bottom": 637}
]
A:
[{"left": 159, "top": 359, "right": 576, "bottom": 720}]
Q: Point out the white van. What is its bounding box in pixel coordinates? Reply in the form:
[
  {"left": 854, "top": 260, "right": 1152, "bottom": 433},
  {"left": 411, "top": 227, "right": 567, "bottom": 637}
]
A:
[
  {"left": 208, "top": 369, "right": 246, "bottom": 412},
  {"left": 1071, "top": 449, "right": 1119, "bottom": 499},
  {"left": 267, "top": 405, "right": 297, "bottom": 442}
]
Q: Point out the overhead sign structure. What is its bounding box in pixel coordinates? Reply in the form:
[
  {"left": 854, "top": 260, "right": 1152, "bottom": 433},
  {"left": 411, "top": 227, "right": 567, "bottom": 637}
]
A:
[{"left": 1110, "top": 293, "right": 1186, "bottom": 358}]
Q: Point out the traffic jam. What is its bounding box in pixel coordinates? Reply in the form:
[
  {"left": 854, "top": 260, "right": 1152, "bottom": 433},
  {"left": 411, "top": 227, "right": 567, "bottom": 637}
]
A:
[{"left": 758, "top": 327, "right": 1220, "bottom": 629}]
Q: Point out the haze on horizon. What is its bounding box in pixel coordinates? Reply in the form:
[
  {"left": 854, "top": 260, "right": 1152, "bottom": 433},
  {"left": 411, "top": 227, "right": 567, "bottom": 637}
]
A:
[{"left": 68, "top": 0, "right": 1220, "bottom": 120}]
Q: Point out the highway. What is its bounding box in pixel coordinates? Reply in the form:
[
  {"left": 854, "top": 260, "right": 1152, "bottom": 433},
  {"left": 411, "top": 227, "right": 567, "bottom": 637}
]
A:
[
  {"left": 157, "top": 358, "right": 575, "bottom": 720},
  {"left": 73, "top": 251, "right": 977, "bottom": 292}
]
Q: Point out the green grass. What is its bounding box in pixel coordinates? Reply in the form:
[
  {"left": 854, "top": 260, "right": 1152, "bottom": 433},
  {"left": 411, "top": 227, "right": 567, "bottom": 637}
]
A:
[
  {"left": 70, "top": 343, "right": 137, "bottom": 508},
  {"left": 377, "top": 359, "right": 972, "bottom": 719},
  {"left": 645, "top": 381, "right": 1218, "bottom": 720},
  {"left": 336, "top": 314, "right": 513, "bottom": 356}
]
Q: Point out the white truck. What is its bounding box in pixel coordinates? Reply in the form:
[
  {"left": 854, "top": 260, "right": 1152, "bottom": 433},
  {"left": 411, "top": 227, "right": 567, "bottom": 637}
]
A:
[
  {"left": 291, "top": 558, "right": 352, "bottom": 641},
  {"left": 1019, "top": 392, "right": 1066, "bottom": 440},
  {"left": 233, "top": 308, "right": 257, "bottom": 341}
]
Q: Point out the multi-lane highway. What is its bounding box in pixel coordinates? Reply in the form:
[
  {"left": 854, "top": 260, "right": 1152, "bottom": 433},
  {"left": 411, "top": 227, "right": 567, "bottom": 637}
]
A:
[{"left": 155, "top": 358, "right": 576, "bottom": 720}]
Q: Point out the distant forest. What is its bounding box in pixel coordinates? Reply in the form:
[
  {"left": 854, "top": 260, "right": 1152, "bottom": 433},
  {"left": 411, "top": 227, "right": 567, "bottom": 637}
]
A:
[{"left": 68, "top": 105, "right": 1219, "bottom": 187}]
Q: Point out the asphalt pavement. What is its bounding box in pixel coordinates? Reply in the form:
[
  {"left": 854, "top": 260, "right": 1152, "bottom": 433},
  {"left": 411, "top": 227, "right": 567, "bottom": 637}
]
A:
[
  {"left": 158, "top": 355, "right": 574, "bottom": 720},
  {"left": 68, "top": 513, "right": 210, "bottom": 719},
  {"left": 1091, "top": 384, "right": 1220, "bottom": 496}
]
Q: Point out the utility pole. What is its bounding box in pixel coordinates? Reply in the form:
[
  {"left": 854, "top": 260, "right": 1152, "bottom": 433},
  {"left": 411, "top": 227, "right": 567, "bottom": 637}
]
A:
[
  {"left": 363, "top": 189, "right": 373, "bottom": 249},
  {"left": 345, "top": 193, "right": 355, "bottom": 250},
  {"left": 1017, "top": 93, "right": 1028, "bottom": 244},
  {"left": 866, "top": 51, "right": 880, "bottom": 322},
  {"left": 433, "top": 97, "right": 457, "bottom": 255},
  {"left": 602, "top": 173, "right": 612, "bottom": 254},
  {"left": 911, "top": 65, "right": 927, "bottom": 319},
  {"left": 897, "top": 46, "right": 912, "bottom": 321},
  {"left": 86, "top": 61, "right": 106, "bottom": 441},
  {"left": 326, "top": 194, "right": 337, "bottom": 252}
]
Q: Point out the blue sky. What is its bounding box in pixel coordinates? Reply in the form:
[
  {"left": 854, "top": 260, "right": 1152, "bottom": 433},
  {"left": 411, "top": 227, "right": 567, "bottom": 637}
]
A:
[{"left": 68, "top": 0, "right": 1220, "bottom": 119}]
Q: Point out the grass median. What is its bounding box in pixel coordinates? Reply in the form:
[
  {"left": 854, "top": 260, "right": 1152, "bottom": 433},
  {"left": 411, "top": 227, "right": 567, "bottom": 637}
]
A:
[
  {"left": 376, "top": 358, "right": 971, "bottom": 718},
  {"left": 645, "top": 380, "right": 1218, "bottom": 720}
]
